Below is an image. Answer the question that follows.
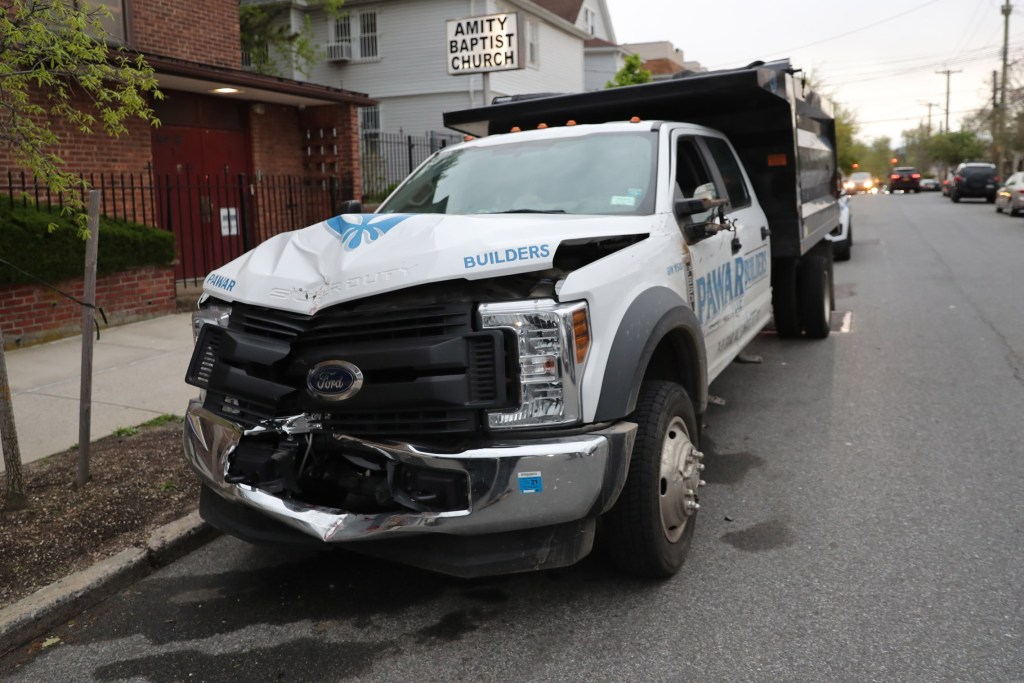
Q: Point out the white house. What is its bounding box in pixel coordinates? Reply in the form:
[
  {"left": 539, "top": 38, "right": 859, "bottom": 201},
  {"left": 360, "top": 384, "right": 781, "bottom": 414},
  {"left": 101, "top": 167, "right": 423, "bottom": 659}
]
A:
[{"left": 250, "top": 0, "right": 621, "bottom": 136}]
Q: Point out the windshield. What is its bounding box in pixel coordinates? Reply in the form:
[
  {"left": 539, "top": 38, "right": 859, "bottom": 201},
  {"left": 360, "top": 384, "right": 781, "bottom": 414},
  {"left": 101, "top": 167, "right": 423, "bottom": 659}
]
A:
[{"left": 378, "top": 131, "right": 658, "bottom": 216}]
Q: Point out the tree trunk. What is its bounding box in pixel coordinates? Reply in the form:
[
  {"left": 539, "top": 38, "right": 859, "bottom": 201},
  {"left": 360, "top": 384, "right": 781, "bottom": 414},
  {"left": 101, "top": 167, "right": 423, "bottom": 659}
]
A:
[{"left": 0, "top": 330, "right": 28, "bottom": 510}]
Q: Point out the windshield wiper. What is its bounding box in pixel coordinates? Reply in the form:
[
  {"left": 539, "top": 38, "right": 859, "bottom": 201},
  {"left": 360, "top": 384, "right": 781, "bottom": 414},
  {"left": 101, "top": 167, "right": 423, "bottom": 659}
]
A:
[{"left": 488, "top": 209, "right": 566, "bottom": 214}]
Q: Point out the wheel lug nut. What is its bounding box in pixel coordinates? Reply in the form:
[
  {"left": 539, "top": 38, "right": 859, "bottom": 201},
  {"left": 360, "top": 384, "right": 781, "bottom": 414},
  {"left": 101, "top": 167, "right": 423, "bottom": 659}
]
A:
[
  {"left": 699, "top": 479, "right": 706, "bottom": 487},
  {"left": 697, "top": 463, "right": 705, "bottom": 471},
  {"left": 685, "top": 501, "right": 700, "bottom": 510}
]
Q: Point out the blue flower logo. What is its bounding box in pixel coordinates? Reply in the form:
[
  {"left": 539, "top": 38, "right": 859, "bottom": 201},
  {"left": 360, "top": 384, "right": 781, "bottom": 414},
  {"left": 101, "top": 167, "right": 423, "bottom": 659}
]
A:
[{"left": 325, "top": 214, "right": 414, "bottom": 251}]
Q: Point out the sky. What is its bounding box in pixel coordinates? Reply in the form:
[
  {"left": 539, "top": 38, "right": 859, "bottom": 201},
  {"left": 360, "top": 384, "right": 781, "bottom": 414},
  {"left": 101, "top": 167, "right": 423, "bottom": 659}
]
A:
[{"left": 604, "top": 0, "right": 1018, "bottom": 148}]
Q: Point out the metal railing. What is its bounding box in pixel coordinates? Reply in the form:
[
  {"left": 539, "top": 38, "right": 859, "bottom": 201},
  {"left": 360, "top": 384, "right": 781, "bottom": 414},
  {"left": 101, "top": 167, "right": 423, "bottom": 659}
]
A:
[
  {"left": 361, "top": 130, "right": 463, "bottom": 201},
  {"left": 2, "top": 169, "right": 352, "bottom": 288}
]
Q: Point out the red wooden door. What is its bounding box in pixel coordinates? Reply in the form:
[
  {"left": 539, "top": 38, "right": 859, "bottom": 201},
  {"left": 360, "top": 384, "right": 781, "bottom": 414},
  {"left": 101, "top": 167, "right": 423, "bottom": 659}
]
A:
[{"left": 151, "top": 126, "right": 251, "bottom": 281}]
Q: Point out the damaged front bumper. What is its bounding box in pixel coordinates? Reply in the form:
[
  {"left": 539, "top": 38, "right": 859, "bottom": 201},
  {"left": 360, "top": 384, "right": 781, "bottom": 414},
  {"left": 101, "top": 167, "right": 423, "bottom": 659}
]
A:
[{"left": 184, "top": 400, "right": 636, "bottom": 575}]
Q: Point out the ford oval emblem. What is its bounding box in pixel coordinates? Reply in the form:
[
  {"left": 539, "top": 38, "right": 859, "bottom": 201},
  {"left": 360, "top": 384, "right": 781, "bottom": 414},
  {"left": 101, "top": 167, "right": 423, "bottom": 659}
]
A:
[{"left": 307, "top": 360, "right": 363, "bottom": 401}]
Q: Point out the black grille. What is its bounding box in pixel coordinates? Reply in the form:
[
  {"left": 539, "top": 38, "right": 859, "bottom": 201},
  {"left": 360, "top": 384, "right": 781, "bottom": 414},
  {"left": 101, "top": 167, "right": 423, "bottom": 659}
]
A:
[
  {"left": 186, "top": 301, "right": 512, "bottom": 436},
  {"left": 232, "top": 302, "right": 473, "bottom": 344}
]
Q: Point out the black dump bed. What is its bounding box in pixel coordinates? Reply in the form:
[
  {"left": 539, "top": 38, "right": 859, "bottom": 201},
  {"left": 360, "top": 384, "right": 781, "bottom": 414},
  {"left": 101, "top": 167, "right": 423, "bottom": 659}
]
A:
[{"left": 443, "top": 59, "right": 839, "bottom": 258}]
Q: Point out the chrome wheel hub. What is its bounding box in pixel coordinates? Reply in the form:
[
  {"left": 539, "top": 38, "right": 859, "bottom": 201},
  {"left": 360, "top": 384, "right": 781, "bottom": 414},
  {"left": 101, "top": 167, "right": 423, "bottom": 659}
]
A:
[{"left": 658, "top": 416, "right": 704, "bottom": 543}]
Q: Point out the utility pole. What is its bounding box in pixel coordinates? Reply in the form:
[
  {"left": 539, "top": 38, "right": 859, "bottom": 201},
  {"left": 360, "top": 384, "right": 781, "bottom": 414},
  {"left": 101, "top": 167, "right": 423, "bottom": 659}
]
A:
[
  {"left": 999, "top": 0, "right": 1012, "bottom": 175},
  {"left": 920, "top": 102, "right": 940, "bottom": 137},
  {"left": 936, "top": 69, "right": 961, "bottom": 132},
  {"left": 993, "top": 71, "right": 1001, "bottom": 164}
]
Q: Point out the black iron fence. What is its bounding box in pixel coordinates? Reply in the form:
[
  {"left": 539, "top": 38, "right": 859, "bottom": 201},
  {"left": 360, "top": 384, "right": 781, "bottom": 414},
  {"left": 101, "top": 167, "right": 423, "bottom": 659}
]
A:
[
  {"left": 361, "top": 130, "right": 463, "bottom": 201},
  {"left": 3, "top": 169, "right": 352, "bottom": 288}
]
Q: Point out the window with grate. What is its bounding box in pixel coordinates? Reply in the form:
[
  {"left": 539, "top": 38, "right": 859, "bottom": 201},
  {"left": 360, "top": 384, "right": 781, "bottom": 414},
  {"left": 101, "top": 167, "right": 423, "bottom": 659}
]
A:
[
  {"left": 331, "top": 9, "right": 379, "bottom": 61},
  {"left": 359, "top": 11, "right": 379, "bottom": 59},
  {"left": 360, "top": 105, "right": 381, "bottom": 132}
]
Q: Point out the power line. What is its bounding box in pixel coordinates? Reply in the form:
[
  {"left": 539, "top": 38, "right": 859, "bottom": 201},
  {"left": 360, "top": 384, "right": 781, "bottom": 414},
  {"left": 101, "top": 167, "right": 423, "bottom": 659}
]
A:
[
  {"left": 857, "top": 107, "right": 983, "bottom": 125},
  {"left": 759, "top": 0, "right": 945, "bottom": 59}
]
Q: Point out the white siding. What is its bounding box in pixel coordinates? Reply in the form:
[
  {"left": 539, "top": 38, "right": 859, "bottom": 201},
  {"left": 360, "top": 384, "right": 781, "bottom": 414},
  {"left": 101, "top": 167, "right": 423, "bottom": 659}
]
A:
[
  {"left": 490, "top": 16, "right": 583, "bottom": 96},
  {"left": 376, "top": 91, "right": 479, "bottom": 135},
  {"left": 584, "top": 50, "right": 620, "bottom": 91},
  {"left": 577, "top": 0, "right": 612, "bottom": 41},
  {"left": 295, "top": 0, "right": 586, "bottom": 135},
  {"left": 306, "top": 0, "right": 475, "bottom": 98}
]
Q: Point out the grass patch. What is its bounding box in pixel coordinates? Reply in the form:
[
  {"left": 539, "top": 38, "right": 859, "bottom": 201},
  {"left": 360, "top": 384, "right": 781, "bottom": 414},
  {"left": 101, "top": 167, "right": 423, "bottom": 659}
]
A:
[
  {"left": 140, "top": 414, "right": 183, "bottom": 428},
  {"left": 112, "top": 426, "right": 139, "bottom": 438}
]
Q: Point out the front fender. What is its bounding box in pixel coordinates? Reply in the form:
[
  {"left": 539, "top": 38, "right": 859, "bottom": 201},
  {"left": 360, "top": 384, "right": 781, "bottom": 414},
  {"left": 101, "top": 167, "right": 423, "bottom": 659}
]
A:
[{"left": 593, "top": 286, "right": 707, "bottom": 421}]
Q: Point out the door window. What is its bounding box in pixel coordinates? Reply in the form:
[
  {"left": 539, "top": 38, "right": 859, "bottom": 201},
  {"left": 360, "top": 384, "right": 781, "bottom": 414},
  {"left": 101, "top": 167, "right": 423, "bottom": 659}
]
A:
[
  {"left": 675, "top": 137, "right": 718, "bottom": 225},
  {"left": 702, "top": 136, "right": 750, "bottom": 209}
]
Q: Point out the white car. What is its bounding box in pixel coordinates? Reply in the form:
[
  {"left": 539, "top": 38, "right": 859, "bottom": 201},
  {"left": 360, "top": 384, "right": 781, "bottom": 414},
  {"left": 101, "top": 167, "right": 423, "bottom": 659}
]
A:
[
  {"left": 826, "top": 193, "right": 852, "bottom": 261},
  {"left": 995, "top": 171, "right": 1024, "bottom": 216}
]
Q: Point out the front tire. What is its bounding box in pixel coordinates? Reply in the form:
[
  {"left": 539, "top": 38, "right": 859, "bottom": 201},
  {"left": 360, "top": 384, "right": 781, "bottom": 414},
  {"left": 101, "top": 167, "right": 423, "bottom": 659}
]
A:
[{"left": 604, "top": 381, "right": 702, "bottom": 578}]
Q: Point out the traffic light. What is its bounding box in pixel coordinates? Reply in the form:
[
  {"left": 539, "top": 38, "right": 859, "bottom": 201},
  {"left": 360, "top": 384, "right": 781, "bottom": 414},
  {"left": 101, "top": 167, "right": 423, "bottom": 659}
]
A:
[
  {"left": 890, "top": 157, "right": 899, "bottom": 165},
  {"left": 852, "top": 162, "right": 859, "bottom": 169}
]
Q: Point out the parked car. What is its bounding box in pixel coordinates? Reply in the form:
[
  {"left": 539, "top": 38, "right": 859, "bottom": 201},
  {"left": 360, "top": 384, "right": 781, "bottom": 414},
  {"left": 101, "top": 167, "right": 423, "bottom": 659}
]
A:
[
  {"left": 919, "top": 178, "right": 940, "bottom": 191},
  {"left": 995, "top": 171, "right": 1024, "bottom": 216},
  {"left": 950, "top": 162, "right": 999, "bottom": 203},
  {"left": 826, "top": 193, "right": 852, "bottom": 261},
  {"left": 889, "top": 166, "right": 921, "bottom": 193},
  {"left": 844, "top": 171, "right": 875, "bottom": 194}
]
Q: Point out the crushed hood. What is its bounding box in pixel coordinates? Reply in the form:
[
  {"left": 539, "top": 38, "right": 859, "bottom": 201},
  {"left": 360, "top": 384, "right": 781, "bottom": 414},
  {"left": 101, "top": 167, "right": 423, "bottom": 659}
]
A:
[{"left": 201, "top": 213, "right": 650, "bottom": 314}]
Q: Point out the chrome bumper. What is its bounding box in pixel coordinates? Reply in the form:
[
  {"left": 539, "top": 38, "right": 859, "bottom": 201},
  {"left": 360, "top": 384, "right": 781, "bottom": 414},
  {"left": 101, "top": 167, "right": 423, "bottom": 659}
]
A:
[{"left": 184, "top": 400, "right": 636, "bottom": 544}]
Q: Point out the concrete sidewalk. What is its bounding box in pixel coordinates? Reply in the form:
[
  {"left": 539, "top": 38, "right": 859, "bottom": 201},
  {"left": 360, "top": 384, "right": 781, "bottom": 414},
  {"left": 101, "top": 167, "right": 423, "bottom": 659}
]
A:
[{"left": 1, "top": 313, "right": 198, "bottom": 470}]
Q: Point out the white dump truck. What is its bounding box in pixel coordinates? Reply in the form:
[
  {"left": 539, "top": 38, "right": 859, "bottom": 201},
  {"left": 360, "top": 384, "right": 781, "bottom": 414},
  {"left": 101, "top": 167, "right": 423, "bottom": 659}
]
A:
[{"left": 184, "top": 59, "right": 840, "bottom": 577}]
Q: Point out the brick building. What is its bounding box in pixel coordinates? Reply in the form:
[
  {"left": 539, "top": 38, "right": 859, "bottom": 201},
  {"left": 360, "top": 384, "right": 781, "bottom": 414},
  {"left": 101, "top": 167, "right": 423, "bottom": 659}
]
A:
[{"left": 0, "top": 0, "right": 375, "bottom": 347}]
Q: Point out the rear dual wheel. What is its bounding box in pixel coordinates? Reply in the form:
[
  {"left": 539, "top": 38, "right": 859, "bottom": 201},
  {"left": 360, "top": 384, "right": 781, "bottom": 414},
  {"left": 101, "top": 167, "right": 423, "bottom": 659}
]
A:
[
  {"left": 798, "top": 254, "right": 832, "bottom": 339},
  {"left": 773, "top": 252, "right": 833, "bottom": 338}
]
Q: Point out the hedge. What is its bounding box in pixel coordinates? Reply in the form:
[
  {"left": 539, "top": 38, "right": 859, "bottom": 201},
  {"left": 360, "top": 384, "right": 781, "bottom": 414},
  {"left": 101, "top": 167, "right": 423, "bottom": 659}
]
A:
[{"left": 0, "top": 198, "right": 175, "bottom": 287}]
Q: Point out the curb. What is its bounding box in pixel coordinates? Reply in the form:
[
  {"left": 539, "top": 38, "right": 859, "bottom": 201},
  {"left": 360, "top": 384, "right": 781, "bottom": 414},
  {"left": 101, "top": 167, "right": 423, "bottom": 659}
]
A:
[{"left": 0, "top": 511, "right": 219, "bottom": 657}]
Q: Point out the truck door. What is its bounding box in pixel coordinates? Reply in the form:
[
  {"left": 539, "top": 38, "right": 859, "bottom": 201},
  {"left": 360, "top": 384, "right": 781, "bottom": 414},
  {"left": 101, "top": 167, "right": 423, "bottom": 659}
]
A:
[{"left": 672, "top": 133, "right": 772, "bottom": 382}]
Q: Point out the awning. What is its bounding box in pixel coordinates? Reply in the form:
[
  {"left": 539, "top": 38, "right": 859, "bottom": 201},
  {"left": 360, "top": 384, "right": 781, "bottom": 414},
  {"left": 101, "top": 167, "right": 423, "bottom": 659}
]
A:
[{"left": 143, "top": 54, "right": 377, "bottom": 108}]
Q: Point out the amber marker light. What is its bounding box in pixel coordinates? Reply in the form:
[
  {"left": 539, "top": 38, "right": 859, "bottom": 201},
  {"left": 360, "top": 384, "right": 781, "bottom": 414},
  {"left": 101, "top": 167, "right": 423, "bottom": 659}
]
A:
[
  {"left": 573, "top": 309, "right": 590, "bottom": 364},
  {"left": 463, "top": 135, "right": 475, "bottom": 142},
  {"left": 511, "top": 126, "right": 521, "bottom": 132},
  {"left": 566, "top": 120, "right": 577, "bottom": 126},
  {"left": 537, "top": 122, "right": 548, "bottom": 129},
  {"left": 630, "top": 116, "right": 641, "bottom": 123}
]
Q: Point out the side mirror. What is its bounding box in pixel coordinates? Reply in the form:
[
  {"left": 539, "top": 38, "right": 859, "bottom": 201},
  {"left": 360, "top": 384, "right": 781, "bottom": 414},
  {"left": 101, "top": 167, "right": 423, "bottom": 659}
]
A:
[
  {"left": 338, "top": 199, "right": 362, "bottom": 214},
  {"left": 674, "top": 196, "right": 727, "bottom": 218},
  {"left": 675, "top": 197, "right": 729, "bottom": 243}
]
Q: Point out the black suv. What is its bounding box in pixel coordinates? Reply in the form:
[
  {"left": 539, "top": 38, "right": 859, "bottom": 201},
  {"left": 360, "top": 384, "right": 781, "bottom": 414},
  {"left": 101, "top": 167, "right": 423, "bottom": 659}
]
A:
[
  {"left": 950, "top": 162, "right": 999, "bottom": 203},
  {"left": 889, "top": 166, "right": 921, "bottom": 193}
]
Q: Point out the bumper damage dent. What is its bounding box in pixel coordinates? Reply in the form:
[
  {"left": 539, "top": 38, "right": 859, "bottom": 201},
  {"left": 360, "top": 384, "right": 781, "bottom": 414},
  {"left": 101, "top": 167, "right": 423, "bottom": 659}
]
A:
[{"left": 184, "top": 401, "right": 636, "bottom": 567}]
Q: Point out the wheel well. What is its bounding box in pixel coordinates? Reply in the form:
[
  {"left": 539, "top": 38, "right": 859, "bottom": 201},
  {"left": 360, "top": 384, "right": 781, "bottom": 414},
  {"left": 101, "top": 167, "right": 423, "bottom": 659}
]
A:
[{"left": 641, "top": 329, "right": 703, "bottom": 416}]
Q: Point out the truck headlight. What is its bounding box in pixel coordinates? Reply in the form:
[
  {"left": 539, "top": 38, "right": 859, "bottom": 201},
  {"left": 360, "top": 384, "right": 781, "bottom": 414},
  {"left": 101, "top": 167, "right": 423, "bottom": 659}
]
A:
[
  {"left": 191, "top": 300, "right": 231, "bottom": 344},
  {"left": 480, "top": 299, "right": 590, "bottom": 430}
]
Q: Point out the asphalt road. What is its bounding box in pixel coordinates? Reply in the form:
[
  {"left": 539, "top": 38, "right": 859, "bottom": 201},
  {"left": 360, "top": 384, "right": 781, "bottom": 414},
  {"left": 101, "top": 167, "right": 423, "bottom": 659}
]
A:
[{"left": 3, "top": 191, "right": 1023, "bottom": 682}]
